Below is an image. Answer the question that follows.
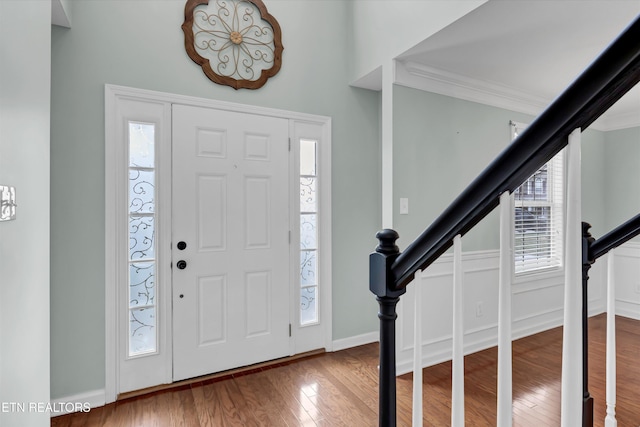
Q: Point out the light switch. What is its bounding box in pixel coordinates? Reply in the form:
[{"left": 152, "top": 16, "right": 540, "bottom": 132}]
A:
[
  {"left": 0, "top": 185, "right": 16, "bottom": 221},
  {"left": 399, "top": 198, "right": 409, "bottom": 215}
]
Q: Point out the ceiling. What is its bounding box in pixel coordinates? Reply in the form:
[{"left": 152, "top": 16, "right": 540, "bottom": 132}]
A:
[{"left": 394, "top": 0, "right": 640, "bottom": 131}]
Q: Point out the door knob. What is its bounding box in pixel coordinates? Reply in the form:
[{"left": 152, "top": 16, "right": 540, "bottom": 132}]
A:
[
  {"left": 177, "top": 260, "right": 187, "bottom": 270},
  {"left": 177, "top": 241, "right": 187, "bottom": 250}
]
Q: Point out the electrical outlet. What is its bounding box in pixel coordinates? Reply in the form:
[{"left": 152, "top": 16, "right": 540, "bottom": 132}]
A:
[
  {"left": 476, "top": 301, "right": 484, "bottom": 317},
  {"left": 635, "top": 282, "right": 640, "bottom": 294}
]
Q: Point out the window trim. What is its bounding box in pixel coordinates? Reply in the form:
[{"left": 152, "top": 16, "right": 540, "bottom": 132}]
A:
[{"left": 289, "top": 120, "right": 333, "bottom": 354}]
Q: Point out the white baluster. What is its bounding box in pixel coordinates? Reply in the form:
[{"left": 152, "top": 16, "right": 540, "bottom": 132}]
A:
[
  {"left": 605, "top": 252, "right": 617, "bottom": 427},
  {"left": 451, "top": 235, "right": 465, "bottom": 427},
  {"left": 497, "top": 192, "right": 513, "bottom": 427},
  {"left": 413, "top": 270, "right": 423, "bottom": 427},
  {"left": 561, "top": 128, "right": 583, "bottom": 427}
]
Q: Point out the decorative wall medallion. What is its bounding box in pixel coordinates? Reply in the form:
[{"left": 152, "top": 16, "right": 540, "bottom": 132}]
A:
[{"left": 182, "top": 0, "right": 283, "bottom": 90}]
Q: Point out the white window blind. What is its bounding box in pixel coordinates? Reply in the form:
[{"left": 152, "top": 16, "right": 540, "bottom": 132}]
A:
[{"left": 511, "top": 121, "right": 564, "bottom": 274}]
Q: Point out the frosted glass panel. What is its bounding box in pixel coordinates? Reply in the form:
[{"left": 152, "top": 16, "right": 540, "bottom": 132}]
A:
[
  {"left": 300, "top": 139, "right": 316, "bottom": 176},
  {"left": 129, "top": 122, "right": 155, "bottom": 168},
  {"left": 299, "top": 138, "right": 319, "bottom": 326},
  {"left": 300, "top": 287, "right": 317, "bottom": 325},
  {"left": 129, "top": 262, "right": 155, "bottom": 308},
  {"left": 127, "top": 122, "right": 157, "bottom": 357},
  {"left": 129, "top": 169, "right": 155, "bottom": 214},
  {"left": 300, "top": 251, "right": 316, "bottom": 286},
  {"left": 300, "top": 177, "right": 316, "bottom": 213},
  {"left": 129, "top": 307, "right": 156, "bottom": 355},
  {"left": 129, "top": 216, "right": 155, "bottom": 260},
  {"left": 300, "top": 214, "right": 317, "bottom": 249}
]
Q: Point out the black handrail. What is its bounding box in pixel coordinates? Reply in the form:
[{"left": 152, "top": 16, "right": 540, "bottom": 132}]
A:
[
  {"left": 590, "top": 213, "right": 640, "bottom": 260},
  {"left": 390, "top": 14, "right": 640, "bottom": 290}
]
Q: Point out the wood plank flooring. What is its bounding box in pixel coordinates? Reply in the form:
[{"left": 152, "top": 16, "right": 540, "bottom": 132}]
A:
[{"left": 51, "top": 314, "right": 640, "bottom": 426}]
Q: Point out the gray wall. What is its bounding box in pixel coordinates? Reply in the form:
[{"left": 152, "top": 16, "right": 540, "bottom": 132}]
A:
[
  {"left": 50, "top": 0, "right": 380, "bottom": 399},
  {"left": 392, "top": 85, "right": 609, "bottom": 251},
  {"left": 604, "top": 126, "right": 640, "bottom": 233},
  {"left": 582, "top": 128, "right": 607, "bottom": 239},
  {"left": 0, "top": 1, "right": 51, "bottom": 426}
]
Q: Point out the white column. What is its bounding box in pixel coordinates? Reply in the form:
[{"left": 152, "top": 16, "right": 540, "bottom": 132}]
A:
[
  {"left": 561, "top": 128, "right": 583, "bottom": 427},
  {"left": 413, "top": 271, "right": 423, "bottom": 427},
  {"left": 451, "top": 235, "right": 465, "bottom": 427},
  {"left": 605, "top": 252, "right": 617, "bottom": 427},
  {"left": 497, "top": 192, "right": 513, "bottom": 427}
]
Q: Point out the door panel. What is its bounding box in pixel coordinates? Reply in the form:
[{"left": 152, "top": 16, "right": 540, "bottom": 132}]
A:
[
  {"left": 172, "top": 105, "right": 290, "bottom": 381},
  {"left": 197, "top": 174, "right": 226, "bottom": 250},
  {"left": 197, "top": 274, "right": 226, "bottom": 345}
]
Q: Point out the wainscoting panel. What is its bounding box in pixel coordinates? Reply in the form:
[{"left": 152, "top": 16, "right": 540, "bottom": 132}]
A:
[
  {"left": 612, "top": 242, "right": 640, "bottom": 320},
  {"left": 397, "top": 248, "right": 608, "bottom": 375}
]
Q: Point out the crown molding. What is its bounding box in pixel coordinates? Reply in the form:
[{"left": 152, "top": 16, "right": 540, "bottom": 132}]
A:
[
  {"left": 396, "top": 61, "right": 548, "bottom": 116},
  {"left": 395, "top": 61, "right": 639, "bottom": 132}
]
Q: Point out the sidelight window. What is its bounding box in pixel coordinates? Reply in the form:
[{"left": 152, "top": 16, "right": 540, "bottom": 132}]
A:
[
  {"left": 128, "top": 122, "right": 157, "bottom": 356},
  {"left": 300, "top": 139, "right": 319, "bottom": 325}
]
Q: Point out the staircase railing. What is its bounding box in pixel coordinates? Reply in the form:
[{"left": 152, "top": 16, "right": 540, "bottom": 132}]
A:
[
  {"left": 370, "top": 14, "right": 640, "bottom": 427},
  {"left": 580, "top": 214, "right": 640, "bottom": 427}
]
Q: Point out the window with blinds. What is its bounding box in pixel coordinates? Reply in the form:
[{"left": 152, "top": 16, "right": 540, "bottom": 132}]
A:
[{"left": 511, "top": 121, "right": 564, "bottom": 274}]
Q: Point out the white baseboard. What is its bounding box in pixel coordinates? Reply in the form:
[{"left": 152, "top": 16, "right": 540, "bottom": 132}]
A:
[
  {"left": 616, "top": 300, "right": 640, "bottom": 320},
  {"left": 396, "top": 327, "right": 500, "bottom": 376},
  {"left": 393, "top": 245, "right": 613, "bottom": 376},
  {"left": 49, "top": 389, "right": 105, "bottom": 417},
  {"left": 332, "top": 331, "right": 378, "bottom": 352},
  {"left": 396, "top": 311, "right": 563, "bottom": 376}
]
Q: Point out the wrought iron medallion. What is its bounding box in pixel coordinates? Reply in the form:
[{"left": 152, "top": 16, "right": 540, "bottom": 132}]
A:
[{"left": 182, "top": 0, "right": 283, "bottom": 90}]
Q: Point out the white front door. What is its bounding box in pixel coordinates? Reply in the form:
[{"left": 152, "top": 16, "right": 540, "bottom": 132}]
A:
[{"left": 171, "top": 104, "right": 291, "bottom": 381}]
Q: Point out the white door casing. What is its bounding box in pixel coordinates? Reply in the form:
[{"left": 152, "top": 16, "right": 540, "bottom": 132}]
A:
[
  {"left": 105, "top": 85, "right": 332, "bottom": 401},
  {"left": 105, "top": 94, "right": 173, "bottom": 395},
  {"left": 290, "top": 120, "right": 332, "bottom": 354},
  {"left": 171, "top": 105, "right": 291, "bottom": 381}
]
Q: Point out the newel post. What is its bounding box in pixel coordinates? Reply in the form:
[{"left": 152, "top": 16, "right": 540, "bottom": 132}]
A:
[
  {"left": 370, "top": 229, "right": 406, "bottom": 427},
  {"left": 582, "top": 222, "right": 595, "bottom": 427}
]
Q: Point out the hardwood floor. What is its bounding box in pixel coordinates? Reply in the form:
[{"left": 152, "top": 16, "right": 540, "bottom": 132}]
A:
[{"left": 52, "top": 314, "right": 640, "bottom": 426}]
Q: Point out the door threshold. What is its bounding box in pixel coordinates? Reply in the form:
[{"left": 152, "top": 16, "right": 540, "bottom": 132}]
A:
[{"left": 117, "top": 348, "right": 326, "bottom": 401}]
